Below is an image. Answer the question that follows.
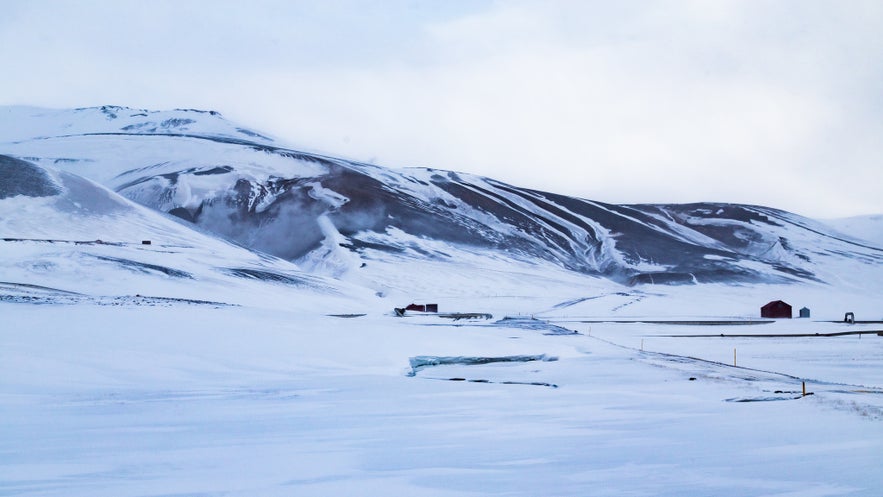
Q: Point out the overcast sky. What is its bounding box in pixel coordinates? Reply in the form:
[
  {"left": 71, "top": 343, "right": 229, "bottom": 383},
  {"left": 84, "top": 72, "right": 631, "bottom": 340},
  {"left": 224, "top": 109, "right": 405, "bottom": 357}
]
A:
[{"left": 1, "top": 0, "right": 881, "bottom": 218}]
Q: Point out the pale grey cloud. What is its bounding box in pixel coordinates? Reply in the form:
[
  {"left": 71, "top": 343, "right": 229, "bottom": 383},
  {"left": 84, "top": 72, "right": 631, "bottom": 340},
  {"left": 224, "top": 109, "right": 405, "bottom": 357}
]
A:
[{"left": 1, "top": 0, "right": 881, "bottom": 218}]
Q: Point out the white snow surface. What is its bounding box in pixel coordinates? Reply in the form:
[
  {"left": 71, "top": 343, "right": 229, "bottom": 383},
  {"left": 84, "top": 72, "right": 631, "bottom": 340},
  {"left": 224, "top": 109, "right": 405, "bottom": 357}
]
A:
[
  {"left": 3, "top": 105, "right": 882, "bottom": 288},
  {"left": 822, "top": 214, "right": 883, "bottom": 248},
  {"left": 2, "top": 107, "right": 883, "bottom": 496},
  {"left": 0, "top": 105, "right": 276, "bottom": 145}
]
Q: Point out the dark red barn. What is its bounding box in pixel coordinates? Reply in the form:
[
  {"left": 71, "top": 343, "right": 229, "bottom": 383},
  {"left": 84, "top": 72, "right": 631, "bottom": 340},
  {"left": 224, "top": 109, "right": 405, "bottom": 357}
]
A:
[
  {"left": 405, "top": 303, "right": 438, "bottom": 313},
  {"left": 761, "top": 300, "right": 792, "bottom": 319}
]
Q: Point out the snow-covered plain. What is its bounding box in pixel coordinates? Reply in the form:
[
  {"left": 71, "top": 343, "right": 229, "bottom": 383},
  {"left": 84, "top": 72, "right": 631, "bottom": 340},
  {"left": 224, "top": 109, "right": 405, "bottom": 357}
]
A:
[
  {"left": 4, "top": 294, "right": 883, "bottom": 496},
  {"left": 2, "top": 107, "right": 883, "bottom": 496},
  {"left": 4, "top": 228, "right": 883, "bottom": 497}
]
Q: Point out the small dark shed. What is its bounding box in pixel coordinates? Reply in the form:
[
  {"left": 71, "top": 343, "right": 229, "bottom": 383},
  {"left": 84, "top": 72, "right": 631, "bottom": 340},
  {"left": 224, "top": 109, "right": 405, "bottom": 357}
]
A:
[
  {"left": 761, "top": 300, "right": 792, "bottom": 319},
  {"left": 405, "top": 303, "right": 438, "bottom": 313},
  {"left": 799, "top": 307, "right": 810, "bottom": 318}
]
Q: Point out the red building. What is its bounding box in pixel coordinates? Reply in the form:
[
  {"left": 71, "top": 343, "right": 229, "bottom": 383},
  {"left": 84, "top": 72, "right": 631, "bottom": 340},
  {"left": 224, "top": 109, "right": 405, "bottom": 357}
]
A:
[
  {"left": 761, "top": 300, "right": 792, "bottom": 319},
  {"left": 405, "top": 303, "right": 438, "bottom": 313}
]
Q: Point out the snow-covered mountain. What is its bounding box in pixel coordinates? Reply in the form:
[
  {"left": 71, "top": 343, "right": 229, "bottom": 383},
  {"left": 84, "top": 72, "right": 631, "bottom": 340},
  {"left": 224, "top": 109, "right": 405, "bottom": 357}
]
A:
[
  {"left": 5, "top": 106, "right": 883, "bottom": 497},
  {"left": 2, "top": 105, "right": 882, "bottom": 294},
  {"left": 0, "top": 153, "right": 374, "bottom": 311}
]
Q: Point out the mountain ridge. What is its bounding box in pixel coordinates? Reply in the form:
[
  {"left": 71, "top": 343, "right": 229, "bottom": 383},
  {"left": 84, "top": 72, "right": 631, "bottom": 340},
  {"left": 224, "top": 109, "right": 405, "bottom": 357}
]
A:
[{"left": 2, "top": 105, "right": 881, "bottom": 291}]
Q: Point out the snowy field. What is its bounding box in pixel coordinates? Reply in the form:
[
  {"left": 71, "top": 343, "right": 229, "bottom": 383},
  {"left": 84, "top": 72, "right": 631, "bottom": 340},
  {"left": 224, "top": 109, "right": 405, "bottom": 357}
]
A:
[
  {"left": 3, "top": 293, "right": 882, "bottom": 497},
  {"left": 2, "top": 108, "right": 882, "bottom": 496}
]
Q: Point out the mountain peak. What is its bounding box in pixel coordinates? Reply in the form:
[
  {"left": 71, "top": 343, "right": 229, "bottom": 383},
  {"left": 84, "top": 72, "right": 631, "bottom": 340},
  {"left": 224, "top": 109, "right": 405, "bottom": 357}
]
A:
[
  {"left": 2, "top": 105, "right": 882, "bottom": 293},
  {"left": 0, "top": 105, "right": 272, "bottom": 145}
]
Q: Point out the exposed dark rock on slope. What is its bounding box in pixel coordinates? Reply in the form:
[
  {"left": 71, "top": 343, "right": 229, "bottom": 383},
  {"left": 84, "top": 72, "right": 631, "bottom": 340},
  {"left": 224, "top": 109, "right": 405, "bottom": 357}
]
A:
[{"left": 2, "top": 105, "right": 880, "bottom": 286}]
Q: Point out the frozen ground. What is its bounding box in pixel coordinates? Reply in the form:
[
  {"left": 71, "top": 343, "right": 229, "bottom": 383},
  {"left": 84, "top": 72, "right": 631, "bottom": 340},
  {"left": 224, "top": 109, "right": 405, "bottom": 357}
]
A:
[
  {"left": 2, "top": 107, "right": 882, "bottom": 496},
  {"left": 2, "top": 295, "right": 882, "bottom": 497}
]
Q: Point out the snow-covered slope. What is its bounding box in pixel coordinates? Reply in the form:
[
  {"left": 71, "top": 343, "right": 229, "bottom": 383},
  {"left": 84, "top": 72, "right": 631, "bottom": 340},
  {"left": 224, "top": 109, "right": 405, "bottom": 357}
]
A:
[
  {"left": 2, "top": 105, "right": 882, "bottom": 296},
  {"left": 0, "top": 105, "right": 275, "bottom": 145},
  {"left": 0, "top": 155, "right": 375, "bottom": 311},
  {"left": 4, "top": 107, "right": 883, "bottom": 497},
  {"left": 821, "top": 214, "right": 883, "bottom": 248}
]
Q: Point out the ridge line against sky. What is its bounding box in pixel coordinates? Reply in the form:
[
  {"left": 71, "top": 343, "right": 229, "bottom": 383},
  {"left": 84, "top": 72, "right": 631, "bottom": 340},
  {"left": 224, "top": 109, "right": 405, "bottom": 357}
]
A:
[{"left": 1, "top": 0, "right": 881, "bottom": 218}]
